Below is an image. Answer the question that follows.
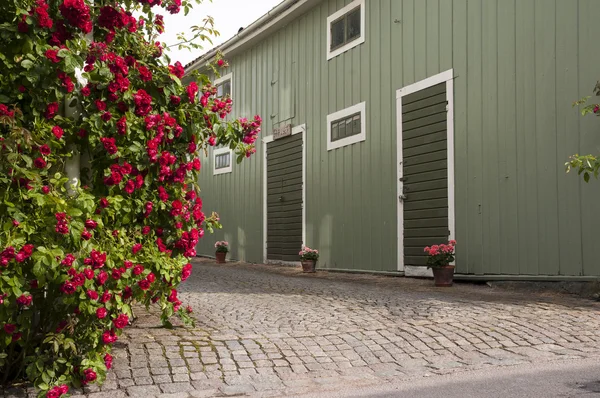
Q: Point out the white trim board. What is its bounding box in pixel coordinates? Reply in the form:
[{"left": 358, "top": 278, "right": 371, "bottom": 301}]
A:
[
  {"left": 262, "top": 124, "right": 306, "bottom": 263},
  {"left": 326, "top": 102, "right": 366, "bottom": 151},
  {"left": 395, "top": 69, "right": 455, "bottom": 274},
  {"left": 326, "top": 0, "right": 366, "bottom": 60},
  {"left": 213, "top": 147, "right": 233, "bottom": 175}
]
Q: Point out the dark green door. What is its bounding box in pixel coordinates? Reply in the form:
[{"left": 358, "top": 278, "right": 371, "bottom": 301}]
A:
[
  {"left": 266, "top": 133, "right": 303, "bottom": 261},
  {"left": 401, "top": 82, "right": 449, "bottom": 267}
]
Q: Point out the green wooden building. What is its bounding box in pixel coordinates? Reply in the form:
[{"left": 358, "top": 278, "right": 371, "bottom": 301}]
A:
[{"left": 186, "top": 0, "right": 600, "bottom": 280}]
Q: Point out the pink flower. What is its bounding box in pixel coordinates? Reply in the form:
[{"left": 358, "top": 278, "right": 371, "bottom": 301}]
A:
[
  {"left": 81, "top": 229, "right": 92, "bottom": 240},
  {"left": 42, "top": 185, "right": 50, "bottom": 194},
  {"left": 87, "top": 290, "right": 99, "bottom": 300}
]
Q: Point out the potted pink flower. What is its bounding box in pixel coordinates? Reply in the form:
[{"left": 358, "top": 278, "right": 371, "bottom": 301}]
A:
[
  {"left": 299, "top": 246, "right": 319, "bottom": 273},
  {"left": 214, "top": 241, "right": 229, "bottom": 263},
  {"left": 424, "top": 240, "right": 456, "bottom": 287}
]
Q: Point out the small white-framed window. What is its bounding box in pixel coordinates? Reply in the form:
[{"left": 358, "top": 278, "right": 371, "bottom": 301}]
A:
[
  {"left": 327, "top": 102, "right": 366, "bottom": 151},
  {"left": 214, "top": 73, "right": 232, "bottom": 99},
  {"left": 326, "top": 0, "right": 365, "bottom": 60},
  {"left": 213, "top": 147, "right": 232, "bottom": 175}
]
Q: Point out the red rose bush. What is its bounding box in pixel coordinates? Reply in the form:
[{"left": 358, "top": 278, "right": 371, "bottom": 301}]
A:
[{"left": 0, "top": 0, "right": 260, "bottom": 395}]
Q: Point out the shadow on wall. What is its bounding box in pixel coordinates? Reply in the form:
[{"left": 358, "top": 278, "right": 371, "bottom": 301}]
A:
[{"left": 236, "top": 226, "right": 246, "bottom": 262}]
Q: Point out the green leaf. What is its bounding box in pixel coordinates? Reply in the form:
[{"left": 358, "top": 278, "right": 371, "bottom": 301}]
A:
[
  {"left": 21, "top": 59, "right": 34, "bottom": 69},
  {"left": 584, "top": 172, "right": 590, "bottom": 183}
]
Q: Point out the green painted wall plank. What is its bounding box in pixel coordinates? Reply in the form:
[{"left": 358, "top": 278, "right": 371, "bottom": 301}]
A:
[
  {"left": 414, "top": 0, "right": 427, "bottom": 82},
  {"left": 515, "top": 0, "right": 539, "bottom": 275},
  {"left": 554, "top": 0, "right": 583, "bottom": 276},
  {"left": 534, "top": 0, "right": 560, "bottom": 275},
  {"left": 403, "top": 0, "right": 415, "bottom": 84},
  {"left": 465, "top": 0, "right": 484, "bottom": 274},
  {"left": 496, "top": 0, "right": 519, "bottom": 275},
  {"left": 426, "top": 0, "right": 440, "bottom": 77}
]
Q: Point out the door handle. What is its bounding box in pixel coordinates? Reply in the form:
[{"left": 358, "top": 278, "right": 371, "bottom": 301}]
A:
[{"left": 399, "top": 194, "right": 407, "bottom": 201}]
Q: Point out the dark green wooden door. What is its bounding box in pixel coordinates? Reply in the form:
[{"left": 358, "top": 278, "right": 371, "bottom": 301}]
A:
[
  {"left": 402, "top": 83, "right": 449, "bottom": 267},
  {"left": 266, "top": 133, "right": 303, "bottom": 261}
]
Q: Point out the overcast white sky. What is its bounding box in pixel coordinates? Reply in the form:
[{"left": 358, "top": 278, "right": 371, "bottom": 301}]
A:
[{"left": 162, "top": 0, "right": 283, "bottom": 65}]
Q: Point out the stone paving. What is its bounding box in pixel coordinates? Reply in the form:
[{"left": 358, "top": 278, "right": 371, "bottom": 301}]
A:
[{"left": 4, "top": 258, "right": 600, "bottom": 397}]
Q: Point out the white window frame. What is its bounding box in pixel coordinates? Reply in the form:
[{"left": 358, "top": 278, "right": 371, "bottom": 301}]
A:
[
  {"left": 213, "top": 72, "right": 233, "bottom": 99},
  {"left": 213, "top": 147, "right": 232, "bottom": 175},
  {"left": 326, "top": 102, "right": 366, "bottom": 151},
  {"left": 326, "top": 0, "right": 366, "bottom": 60}
]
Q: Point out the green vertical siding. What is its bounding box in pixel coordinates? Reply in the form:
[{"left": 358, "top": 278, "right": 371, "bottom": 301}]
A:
[{"left": 196, "top": 0, "right": 600, "bottom": 277}]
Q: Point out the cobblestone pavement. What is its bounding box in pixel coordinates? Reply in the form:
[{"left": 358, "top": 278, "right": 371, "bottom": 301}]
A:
[{"left": 5, "top": 259, "right": 600, "bottom": 397}]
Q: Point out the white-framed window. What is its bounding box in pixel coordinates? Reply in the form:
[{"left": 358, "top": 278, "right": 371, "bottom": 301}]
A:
[
  {"left": 213, "top": 147, "right": 232, "bottom": 175},
  {"left": 326, "top": 0, "right": 365, "bottom": 60},
  {"left": 214, "top": 73, "right": 232, "bottom": 99},
  {"left": 326, "top": 102, "right": 366, "bottom": 151}
]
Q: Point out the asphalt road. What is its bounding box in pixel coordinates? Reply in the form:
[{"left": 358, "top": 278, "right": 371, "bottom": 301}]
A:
[{"left": 296, "top": 358, "right": 600, "bottom": 397}]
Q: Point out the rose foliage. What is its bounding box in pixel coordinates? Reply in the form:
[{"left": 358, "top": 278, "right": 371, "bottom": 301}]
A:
[{"left": 0, "top": 0, "right": 261, "bottom": 395}]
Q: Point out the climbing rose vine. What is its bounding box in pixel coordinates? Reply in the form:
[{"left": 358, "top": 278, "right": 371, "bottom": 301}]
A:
[{"left": 0, "top": 0, "right": 261, "bottom": 395}]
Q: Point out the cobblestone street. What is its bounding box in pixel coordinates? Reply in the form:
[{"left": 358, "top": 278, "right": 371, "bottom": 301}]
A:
[{"left": 6, "top": 259, "right": 600, "bottom": 397}]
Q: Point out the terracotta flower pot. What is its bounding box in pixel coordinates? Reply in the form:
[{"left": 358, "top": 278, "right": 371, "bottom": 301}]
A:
[
  {"left": 432, "top": 265, "right": 455, "bottom": 287},
  {"left": 301, "top": 260, "right": 316, "bottom": 273},
  {"left": 215, "top": 251, "right": 226, "bottom": 264}
]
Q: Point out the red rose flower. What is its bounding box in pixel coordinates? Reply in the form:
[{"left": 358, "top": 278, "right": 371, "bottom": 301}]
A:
[
  {"left": 45, "top": 102, "right": 59, "bottom": 119},
  {"left": 96, "top": 307, "right": 107, "bottom": 319},
  {"left": 4, "top": 323, "right": 16, "bottom": 334},
  {"left": 87, "top": 289, "right": 99, "bottom": 300},
  {"left": 85, "top": 219, "right": 98, "bottom": 229},
  {"left": 45, "top": 49, "right": 61, "bottom": 63},
  {"left": 124, "top": 180, "right": 135, "bottom": 194},
  {"left": 34, "top": 157, "right": 47, "bottom": 169},
  {"left": 170, "top": 95, "right": 181, "bottom": 105},
  {"left": 83, "top": 268, "right": 94, "bottom": 279},
  {"left": 186, "top": 82, "right": 198, "bottom": 103},
  {"left": 101, "top": 291, "right": 111, "bottom": 303},
  {"left": 132, "top": 243, "right": 142, "bottom": 254},
  {"left": 168, "top": 61, "right": 185, "bottom": 78},
  {"left": 181, "top": 263, "right": 192, "bottom": 281},
  {"left": 113, "top": 314, "right": 129, "bottom": 329},
  {"left": 39, "top": 144, "right": 51, "bottom": 155},
  {"left": 16, "top": 294, "right": 32, "bottom": 307},
  {"left": 117, "top": 116, "right": 127, "bottom": 135},
  {"left": 104, "top": 353, "right": 113, "bottom": 369},
  {"left": 138, "top": 65, "right": 152, "bottom": 82},
  {"left": 99, "top": 197, "right": 109, "bottom": 208},
  {"left": 133, "top": 264, "right": 144, "bottom": 275},
  {"left": 100, "top": 137, "right": 118, "bottom": 155},
  {"left": 142, "top": 226, "right": 151, "bottom": 235},
  {"left": 81, "top": 229, "right": 92, "bottom": 240},
  {"left": 124, "top": 260, "right": 133, "bottom": 268},
  {"left": 133, "top": 89, "right": 152, "bottom": 116},
  {"left": 102, "top": 329, "right": 118, "bottom": 344},
  {"left": 81, "top": 86, "right": 91, "bottom": 96},
  {"left": 101, "top": 111, "right": 112, "bottom": 122},
  {"left": 82, "top": 368, "right": 97, "bottom": 384},
  {"left": 59, "top": 0, "right": 92, "bottom": 34},
  {"left": 167, "top": 289, "right": 178, "bottom": 303},
  {"left": 96, "top": 271, "right": 108, "bottom": 285},
  {"left": 146, "top": 273, "right": 155, "bottom": 283},
  {"left": 137, "top": 279, "right": 150, "bottom": 290},
  {"left": 60, "top": 281, "right": 77, "bottom": 294},
  {"left": 95, "top": 99, "right": 107, "bottom": 111}
]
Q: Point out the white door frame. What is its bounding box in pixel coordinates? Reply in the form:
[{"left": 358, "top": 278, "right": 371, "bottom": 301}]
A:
[
  {"left": 395, "top": 69, "right": 455, "bottom": 275},
  {"left": 262, "top": 124, "right": 306, "bottom": 264}
]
